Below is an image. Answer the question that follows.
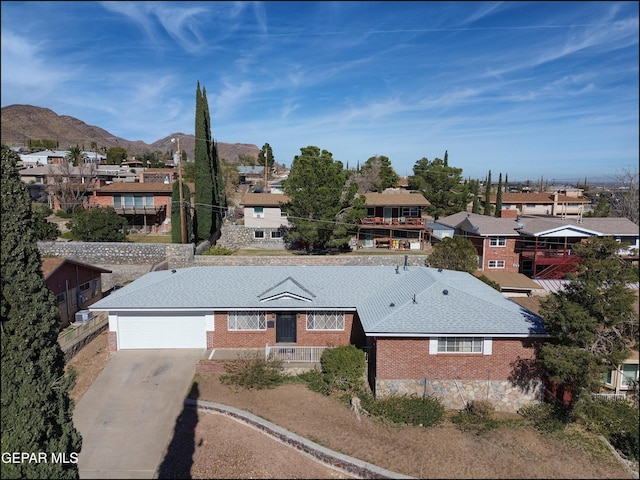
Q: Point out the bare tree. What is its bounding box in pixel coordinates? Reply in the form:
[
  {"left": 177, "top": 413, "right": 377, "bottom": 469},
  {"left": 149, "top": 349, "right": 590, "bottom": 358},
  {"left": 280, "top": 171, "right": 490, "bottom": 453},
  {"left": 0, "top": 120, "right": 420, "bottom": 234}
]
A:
[
  {"left": 610, "top": 167, "right": 639, "bottom": 225},
  {"left": 47, "top": 162, "right": 97, "bottom": 213}
]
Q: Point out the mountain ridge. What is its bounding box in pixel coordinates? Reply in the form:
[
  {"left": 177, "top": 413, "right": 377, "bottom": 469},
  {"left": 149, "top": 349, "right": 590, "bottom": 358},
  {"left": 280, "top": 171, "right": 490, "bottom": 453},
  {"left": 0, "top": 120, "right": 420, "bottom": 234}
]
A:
[{"left": 0, "top": 104, "right": 259, "bottom": 163}]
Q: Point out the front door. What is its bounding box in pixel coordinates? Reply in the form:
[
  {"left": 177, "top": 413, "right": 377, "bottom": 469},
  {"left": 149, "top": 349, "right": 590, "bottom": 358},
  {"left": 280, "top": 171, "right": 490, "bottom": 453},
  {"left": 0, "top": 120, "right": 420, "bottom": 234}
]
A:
[{"left": 276, "top": 313, "right": 297, "bottom": 343}]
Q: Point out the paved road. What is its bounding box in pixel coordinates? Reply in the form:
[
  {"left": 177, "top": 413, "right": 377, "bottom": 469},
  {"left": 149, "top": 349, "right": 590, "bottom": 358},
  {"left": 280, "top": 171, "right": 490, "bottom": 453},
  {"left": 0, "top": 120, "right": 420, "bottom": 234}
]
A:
[{"left": 73, "top": 349, "right": 204, "bottom": 479}]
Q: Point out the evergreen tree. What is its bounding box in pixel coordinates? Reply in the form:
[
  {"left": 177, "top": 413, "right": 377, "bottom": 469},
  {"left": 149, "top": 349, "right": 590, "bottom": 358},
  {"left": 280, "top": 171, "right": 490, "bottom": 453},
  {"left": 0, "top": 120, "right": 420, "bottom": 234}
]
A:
[
  {"left": 66, "top": 207, "right": 127, "bottom": 242},
  {"left": 427, "top": 236, "right": 479, "bottom": 273},
  {"left": 538, "top": 236, "right": 639, "bottom": 405},
  {"left": 282, "top": 146, "right": 365, "bottom": 252},
  {"left": 257, "top": 143, "right": 275, "bottom": 184},
  {"left": 1, "top": 144, "right": 82, "bottom": 478},
  {"left": 495, "top": 172, "right": 503, "bottom": 217},
  {"left": 408, "top": 154, "right": 469, "bottom": 220},
  {"left": 443, "top": 150, "right": 448, "bottom": 167},
  {"left": 193, "top": 83, "right": 226, "bottom": 243},
  {"left": 484, "top": 170, "right": 492, "bottom": 216},
  {"left": 471, "top": 179, "right": 481, "bottom": 214}
]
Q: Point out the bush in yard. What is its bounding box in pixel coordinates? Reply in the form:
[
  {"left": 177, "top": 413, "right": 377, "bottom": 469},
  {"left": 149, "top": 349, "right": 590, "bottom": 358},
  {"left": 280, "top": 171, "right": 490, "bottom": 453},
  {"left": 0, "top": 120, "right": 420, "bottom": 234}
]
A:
[
  {"left": 219, "top": 354, "right": 285, "bottom": 390},
  {"left": 66, "top": 206, "right": 128, "bottom": 242},
  {"left": 450, "top": 400, "right": 499, "bottom": 434},
  {"left": 519, "top": 402, "right": 570, "bottom": 432},
  {"left": 359, "top": 393, "right": 445, "bottom": 427},
  {"left": 319, "top": 345, "right": 366, "bottom": 394},
  {"left": 573, "top": 396, "right": 639, "bottom": 461}
]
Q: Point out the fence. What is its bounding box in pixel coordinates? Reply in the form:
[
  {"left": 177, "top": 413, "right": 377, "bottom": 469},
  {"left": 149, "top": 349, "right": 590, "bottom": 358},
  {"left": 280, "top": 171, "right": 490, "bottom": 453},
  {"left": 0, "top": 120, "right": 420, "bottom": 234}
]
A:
[
  {"left": 592, "top": 393, "right": 628, "bottom": 401},
  {"left": 58, "top": 311, "right": 108, "bottom": 349},
  {"left": 265, "top": 343, "right": 331, "bottom": 363}
]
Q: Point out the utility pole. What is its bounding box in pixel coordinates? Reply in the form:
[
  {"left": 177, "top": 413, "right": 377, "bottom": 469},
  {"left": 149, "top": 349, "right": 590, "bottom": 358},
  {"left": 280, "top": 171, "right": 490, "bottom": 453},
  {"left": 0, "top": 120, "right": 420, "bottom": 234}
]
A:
[{"left": 173, "top": 137, "right": 188, "bottom": 244}]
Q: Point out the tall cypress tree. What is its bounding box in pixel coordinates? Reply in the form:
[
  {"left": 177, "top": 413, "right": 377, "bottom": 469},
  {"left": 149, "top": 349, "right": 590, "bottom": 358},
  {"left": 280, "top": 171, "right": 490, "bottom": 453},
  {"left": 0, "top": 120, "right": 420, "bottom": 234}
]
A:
[
  {"left": 194, "top": 83, "right": 225, "bottom": 243},
  {"left": 483, "top": 170, "right": 492, "bottom": 216},
  {"left": 171, "top": 181, "right": 192, "bottom": 244},
  {"left": 1, "top": 144, "right": 82, "bottom": 478},
  {"left": 495, "top": 172, "right": 503, "bottom": 217}
]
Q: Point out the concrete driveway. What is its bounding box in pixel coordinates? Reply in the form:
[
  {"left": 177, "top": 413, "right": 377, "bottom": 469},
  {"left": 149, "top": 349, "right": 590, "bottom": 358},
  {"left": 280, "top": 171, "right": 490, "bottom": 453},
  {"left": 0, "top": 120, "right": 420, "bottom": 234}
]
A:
[{"left": 73, "top": 349, "right": 205, "bottom": 479}]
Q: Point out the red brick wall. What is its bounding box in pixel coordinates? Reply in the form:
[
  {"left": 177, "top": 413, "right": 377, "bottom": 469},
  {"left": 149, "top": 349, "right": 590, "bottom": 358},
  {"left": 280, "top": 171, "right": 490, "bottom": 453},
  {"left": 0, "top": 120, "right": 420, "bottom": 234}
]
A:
[
  {"left": 211, "top": 311, "right": 355, "bottom": 348},
  {"left": 91, "top": 192, "right": 173, "bottom": 217},
  {"left": 482, "top": 237, "right": 520, "bottom": 273},
  {"left": 375, "top": 337, "right": 541, "bottom": 381}
]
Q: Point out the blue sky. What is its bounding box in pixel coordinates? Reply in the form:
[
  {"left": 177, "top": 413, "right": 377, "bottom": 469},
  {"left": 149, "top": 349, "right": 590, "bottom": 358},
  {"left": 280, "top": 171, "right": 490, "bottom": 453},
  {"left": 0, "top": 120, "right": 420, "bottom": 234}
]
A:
[{"left": 1, "top": 1, "right": 638, "bottom": 183}]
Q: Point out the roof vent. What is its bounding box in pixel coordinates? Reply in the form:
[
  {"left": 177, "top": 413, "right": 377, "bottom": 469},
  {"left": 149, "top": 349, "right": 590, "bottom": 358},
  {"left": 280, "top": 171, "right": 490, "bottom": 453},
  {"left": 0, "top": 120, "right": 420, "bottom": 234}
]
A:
[
  {"left": 171, "top": 269, "right": 177, "bottom": 273},
  {"left": 395, "top": 266, "right": 400, "bottom": 274},
  {"left": 389, "top": 303, "right": 395, "bottom": 307},
  {"left": 438, "top": 268, "right": 443, "bottom": 273},
  {"left": 443, "top": 289, "right": 449, "bottom": 295},
  {"left": 412, "top": 294, "right": 417, "bottom": 304}
]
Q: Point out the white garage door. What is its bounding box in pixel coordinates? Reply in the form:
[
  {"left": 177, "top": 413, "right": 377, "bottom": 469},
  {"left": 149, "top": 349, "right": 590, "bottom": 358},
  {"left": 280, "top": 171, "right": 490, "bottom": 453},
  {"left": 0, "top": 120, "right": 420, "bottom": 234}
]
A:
[{"left": 117, "top": 313, "right": 206, "bottom": 349}]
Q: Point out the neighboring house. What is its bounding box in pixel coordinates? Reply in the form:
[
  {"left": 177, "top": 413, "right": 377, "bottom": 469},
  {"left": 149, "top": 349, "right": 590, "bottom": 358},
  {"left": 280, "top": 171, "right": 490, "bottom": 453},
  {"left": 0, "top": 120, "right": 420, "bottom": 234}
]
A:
[
  {"left": 90, "top": 265, "right": 548, "bottom": 412},
  {"left": 19, "top": 163, "right": 99, "bottom": 210},
  {"left": 89, "top": 182, "right": 191, "bottom": 233},
  {"left": 238, "top": 166, "right": 265, "bottom": 186},
  {"left": 475, "top": 271, "right": 545, "bottom": 297},
  {"left": 19, "top": 149, "right": 69, "bottom": 165},
  {"left": 238, "top": 192, "right": 290, "bottom": 244},
  {"left": 138, "top": 168, "right": 175, "bottom": 184},
  {"left": 434, "top": 212, "right": 639, "bottom": 279},
  {"left": 42, "top": 258, "right": 111, "bottom": 329},
  {"left": 483, "top": 192, "right": 591, "bottom": 218},
  {"left": 357, "top": 192, "right": 431, "bottom": 250},
  {"left": 513, "top": 283, "right": 639, "bottom": 399}
]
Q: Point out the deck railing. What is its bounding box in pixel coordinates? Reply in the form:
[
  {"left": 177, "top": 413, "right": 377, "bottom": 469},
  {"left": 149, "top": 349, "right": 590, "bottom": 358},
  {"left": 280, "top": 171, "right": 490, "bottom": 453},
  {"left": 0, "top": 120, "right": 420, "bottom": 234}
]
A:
[
  {"left": 592, "top": 392, "right": 628, "bottom": 401},
  {"left": 265, "top": 343, "right": 332, "bottom": 363},
  {"left": 58, "top": 311, "right": 108, "bottom": 348}
]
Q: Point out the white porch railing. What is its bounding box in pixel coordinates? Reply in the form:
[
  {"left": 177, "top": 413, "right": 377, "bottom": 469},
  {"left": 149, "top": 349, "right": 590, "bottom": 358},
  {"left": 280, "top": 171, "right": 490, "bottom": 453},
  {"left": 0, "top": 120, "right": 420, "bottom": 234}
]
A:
[
  {"left": 592, "top": 393, "right": 628, "bottom": 401},
  {"left": 265, "top": 343, "right": 332, "bottom": 363}
]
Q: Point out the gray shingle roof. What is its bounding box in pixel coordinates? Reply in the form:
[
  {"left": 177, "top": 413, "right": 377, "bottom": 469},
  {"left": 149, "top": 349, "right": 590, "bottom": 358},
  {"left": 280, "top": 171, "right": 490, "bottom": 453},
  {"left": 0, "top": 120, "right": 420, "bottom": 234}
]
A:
[{"left": 91, "top": 266, "right": 545, "bottom": 336}]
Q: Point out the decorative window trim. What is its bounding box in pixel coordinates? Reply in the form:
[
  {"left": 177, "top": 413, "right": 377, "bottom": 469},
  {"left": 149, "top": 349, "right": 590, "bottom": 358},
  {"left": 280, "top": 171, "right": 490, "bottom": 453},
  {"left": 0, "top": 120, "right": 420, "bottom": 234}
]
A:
[
  {"left": 306, "top": 311, "right": 345, "bottom": 331},
  {"left": 430, "top": 337, "right": 492, "bottom": 355},
  {"left": 228, "top": 311, "right": 267, "bottom": 331}
]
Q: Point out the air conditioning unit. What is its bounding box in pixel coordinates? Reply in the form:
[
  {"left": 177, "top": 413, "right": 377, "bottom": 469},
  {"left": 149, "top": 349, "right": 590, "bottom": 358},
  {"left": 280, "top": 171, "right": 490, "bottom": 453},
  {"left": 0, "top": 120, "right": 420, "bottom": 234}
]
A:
[{"left": 75, "top": 310, "right": 93, "bottom": 323}]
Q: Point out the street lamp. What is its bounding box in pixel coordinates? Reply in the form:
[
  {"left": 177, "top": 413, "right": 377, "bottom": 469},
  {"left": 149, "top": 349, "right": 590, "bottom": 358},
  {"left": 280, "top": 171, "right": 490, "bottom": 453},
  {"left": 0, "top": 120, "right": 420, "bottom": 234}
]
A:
[{"left": 171, "top": 137, "right": 187, "bottom": 244}]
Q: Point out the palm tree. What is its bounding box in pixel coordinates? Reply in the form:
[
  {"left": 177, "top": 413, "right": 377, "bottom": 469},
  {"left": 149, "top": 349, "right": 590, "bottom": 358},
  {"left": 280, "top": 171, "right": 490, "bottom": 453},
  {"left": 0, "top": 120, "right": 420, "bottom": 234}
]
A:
[{"left": 66, "top": 145, "right": 86, "bottom": 166}]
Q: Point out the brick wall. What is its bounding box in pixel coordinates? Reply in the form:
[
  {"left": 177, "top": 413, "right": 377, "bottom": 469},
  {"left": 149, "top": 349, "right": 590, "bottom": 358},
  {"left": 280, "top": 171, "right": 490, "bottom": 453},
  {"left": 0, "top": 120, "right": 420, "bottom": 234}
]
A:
[
  {"left": 482, "top": 237, "right": 520, "bottom": 273},
  {"left": 210, "top": 312, "right": 356, "bottom": 348}
]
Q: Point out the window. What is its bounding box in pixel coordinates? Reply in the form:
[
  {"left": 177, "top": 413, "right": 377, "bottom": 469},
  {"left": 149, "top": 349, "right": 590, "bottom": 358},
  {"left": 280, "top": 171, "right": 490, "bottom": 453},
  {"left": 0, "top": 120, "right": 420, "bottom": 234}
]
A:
[
  {"left": 489, "top": 236, "right": 506, "bottom": 247},
  {"left": 602, "top": 369, "right": 613, "bottom": 385},
  {"left": 280, "top": 210, "right": 288, "bottom": 218},
  {"left": 79, "top": 282, "right": 91, "bottom": 292},
  {"left": 621, "top": 364, "right": 639, "bottom": 387},
  {"left": 488, "top": 260, "right": 505, "bottom": 269},
  {"left": 402, "top": 207, "right": 420, "bottom": 217},
  {"left": 271, "top": 230, "right": 282, "bottom": 239},
  {"left": 228, "top": 311, "right": 266, "bottom": 331},
  {"left": 56, "top": 293, "right": 65, "bottom": 304},
  {"left": 306, "top": 311, "right": 345, "bottom": 330},
  {"left": 253, "top": 207, "right": 264, "bottom": 218},
  {"left": 254, "top": 230, "right": 264, "bottom": 239},
  {"left": 437, "top": 337, "right": 483, "bottom": 353}
]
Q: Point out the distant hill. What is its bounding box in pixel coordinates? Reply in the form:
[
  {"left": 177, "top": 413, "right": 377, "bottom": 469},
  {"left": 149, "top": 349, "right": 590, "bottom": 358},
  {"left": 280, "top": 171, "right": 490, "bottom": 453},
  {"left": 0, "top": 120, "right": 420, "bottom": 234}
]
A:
[{"left": 0, "top": 104, "right": 259, "bottom": 163}]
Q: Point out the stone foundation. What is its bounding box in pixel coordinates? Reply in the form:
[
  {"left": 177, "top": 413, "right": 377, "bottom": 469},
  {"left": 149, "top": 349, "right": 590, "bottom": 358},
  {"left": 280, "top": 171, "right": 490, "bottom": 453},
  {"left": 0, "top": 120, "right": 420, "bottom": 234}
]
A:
[{"left": 375, "top": 378, "right": 544, "bottom": 412}]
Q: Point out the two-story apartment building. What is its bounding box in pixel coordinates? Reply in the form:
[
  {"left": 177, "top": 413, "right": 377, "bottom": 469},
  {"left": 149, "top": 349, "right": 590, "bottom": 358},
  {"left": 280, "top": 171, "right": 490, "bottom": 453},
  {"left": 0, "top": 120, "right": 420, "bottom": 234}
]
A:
[
  {"left": 239, "top": 193, "right": 290, "bottom": 243},
  {"left": 484, "top": 192, "right": 591, "bottom": 218},
  {"left": 356, "top": 192, "right": 431, "bottom": 250}
]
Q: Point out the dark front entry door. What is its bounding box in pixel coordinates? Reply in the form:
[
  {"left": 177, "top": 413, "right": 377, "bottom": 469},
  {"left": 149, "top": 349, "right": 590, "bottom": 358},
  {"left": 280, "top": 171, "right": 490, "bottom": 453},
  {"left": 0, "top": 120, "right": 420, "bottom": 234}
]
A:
[{"left": 276, "top": 313, "right": 297, "bottom": 343}]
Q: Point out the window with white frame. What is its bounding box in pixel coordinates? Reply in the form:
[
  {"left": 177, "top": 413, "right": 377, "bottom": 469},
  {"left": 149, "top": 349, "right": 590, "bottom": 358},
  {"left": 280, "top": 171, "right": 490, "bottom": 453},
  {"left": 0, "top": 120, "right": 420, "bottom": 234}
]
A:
[
  {"left": 271, "top": 230, "right": 282, "bottom": 239},
  {"left": 437, "top": 337, "right": 483, "bottom": 353},
  {"left": 488, "top": 260, "right": 505, "bottom": 269},
  {"left": 402, "top": 207, "right": 420, "bottom": 217},
  {"left": 254, "top": 230, "right": 265, "bottom": 239},
  {"left": 489, "top": 236, "right": 506, "bottom": 247},
  {"left": 306, "top": 311, "right": 345, "bottom": 330},
  {"left": 79, "top": 282, "right": 91, "bottom": 292},
  {"left": 228, "top": 311, "right": 266, "bottom": 331},
  {"left": 253, "top": 207, "right": 264, "bottom": 218},
  {"left": 621, "top": 364, "right": 639, "bottom": 387}
]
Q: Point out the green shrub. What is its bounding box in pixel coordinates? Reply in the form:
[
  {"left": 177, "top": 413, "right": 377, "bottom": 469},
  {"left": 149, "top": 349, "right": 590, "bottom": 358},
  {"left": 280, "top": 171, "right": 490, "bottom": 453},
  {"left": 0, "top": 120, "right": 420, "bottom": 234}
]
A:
[
  {"left": 519, "top": 402, "right": 569, "bottom": 432},
  {"left": 319, "top": 345, "right": 366, "bottom": 394},
  {"left": 360, "top": 393, "right": 445, "bottom": 427},
  {"left": 466, "top": 400, "right": 496, "bottom": 418},
  {"left": 219, "top": 354, "right": 285, "bottom": 390},
  {"left": 203, "top": 245, "right": 235, "bottom": 255},
  {"left": 298, "top": 368, "right": 330, "bottom": 395},
  {"left": 574, "top": 396, "right": 639, "bottom": 461}
]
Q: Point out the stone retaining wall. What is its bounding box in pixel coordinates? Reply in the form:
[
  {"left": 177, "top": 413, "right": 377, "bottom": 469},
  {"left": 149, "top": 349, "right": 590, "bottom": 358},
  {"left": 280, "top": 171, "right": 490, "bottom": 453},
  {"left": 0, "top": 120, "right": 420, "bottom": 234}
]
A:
[
  {"left": 375, "top": 379, "right": 544, "bottom": 413},
  {"left": 194, "top": 254, "right": 429, "bottom": 267}
]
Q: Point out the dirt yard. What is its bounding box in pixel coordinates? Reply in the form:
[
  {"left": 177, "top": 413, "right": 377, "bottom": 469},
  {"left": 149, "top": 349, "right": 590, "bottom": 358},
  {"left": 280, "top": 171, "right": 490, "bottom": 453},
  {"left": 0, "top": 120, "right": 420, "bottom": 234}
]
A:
[{"left": 67, "top": 333, "right": 636, "bottom": 479}]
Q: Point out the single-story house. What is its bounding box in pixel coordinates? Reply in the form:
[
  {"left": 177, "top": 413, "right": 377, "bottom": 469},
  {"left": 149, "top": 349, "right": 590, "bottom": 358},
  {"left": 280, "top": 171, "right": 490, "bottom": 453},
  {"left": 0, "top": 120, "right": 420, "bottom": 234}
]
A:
[
  {"left": 42, "top": 258, "right": 112, "bottom": 328},
  {"left": 90, "top": 265, "right": 548, "bottom": 411}
]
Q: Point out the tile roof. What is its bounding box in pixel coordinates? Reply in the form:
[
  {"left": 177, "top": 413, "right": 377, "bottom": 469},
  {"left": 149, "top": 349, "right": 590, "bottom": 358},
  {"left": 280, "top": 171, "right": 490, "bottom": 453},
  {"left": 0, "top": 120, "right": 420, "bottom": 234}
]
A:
[
  {"left": 91, "top": 266, "right": 545, "bottom": 337},
  {"left": 517, "top": 216, "right": 639, "bottom": 236}
]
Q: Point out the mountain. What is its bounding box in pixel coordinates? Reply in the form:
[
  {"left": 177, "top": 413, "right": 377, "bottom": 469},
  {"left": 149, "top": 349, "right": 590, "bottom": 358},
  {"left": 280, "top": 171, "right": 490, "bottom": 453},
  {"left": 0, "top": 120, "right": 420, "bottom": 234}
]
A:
[{"left": 0, "top": 104, "right": 259, "bottom": 163}]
